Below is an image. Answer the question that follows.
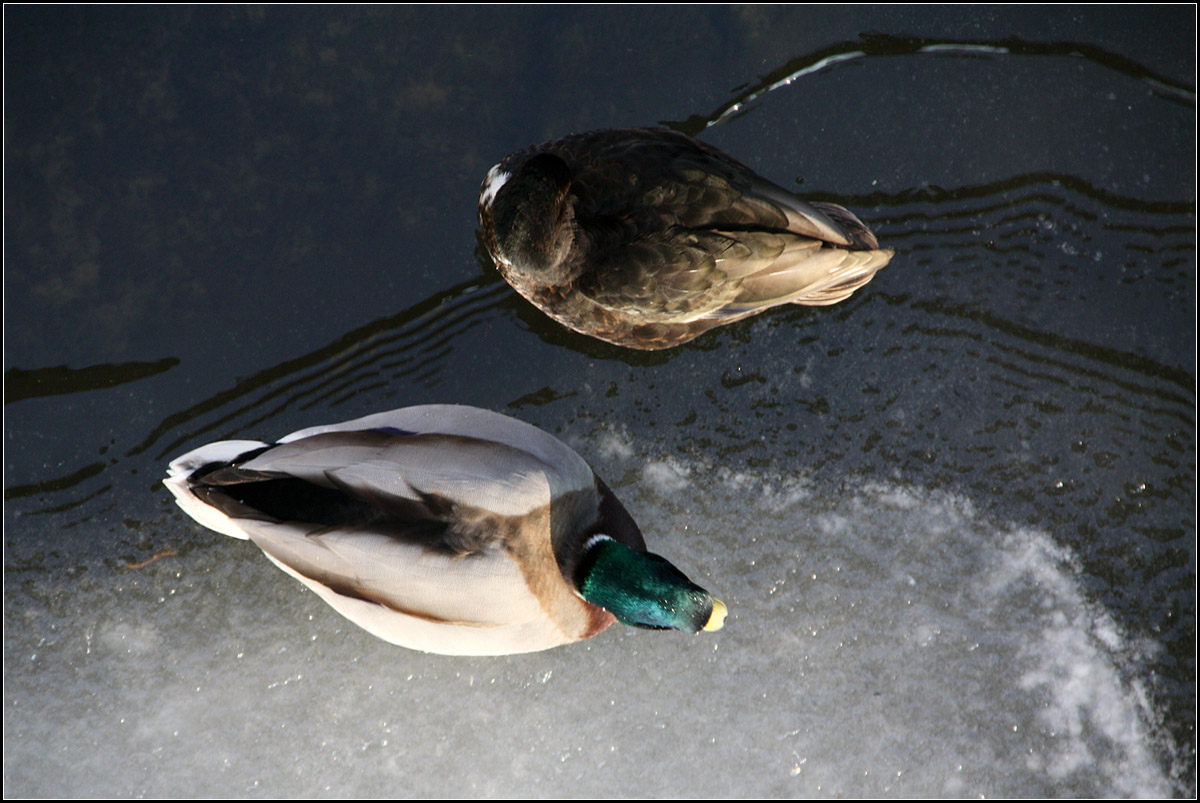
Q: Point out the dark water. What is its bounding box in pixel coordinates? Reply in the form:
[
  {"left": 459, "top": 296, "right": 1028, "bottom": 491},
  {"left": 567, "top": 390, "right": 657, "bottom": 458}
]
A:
[{"left": 5, "top": 6, "right": 1195, "bottom": 797}]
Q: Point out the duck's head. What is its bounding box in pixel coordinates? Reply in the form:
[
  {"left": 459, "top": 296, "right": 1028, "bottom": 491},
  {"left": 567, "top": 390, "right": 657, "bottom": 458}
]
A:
[
  {"left": 574, "top": 535, "right": 727, "bottom": 633},
  {"left": 478, "top": 152, "right": 581, "bottom": 287}
]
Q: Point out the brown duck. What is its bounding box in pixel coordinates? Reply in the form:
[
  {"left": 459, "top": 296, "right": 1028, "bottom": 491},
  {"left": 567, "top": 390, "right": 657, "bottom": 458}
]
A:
[{"left": 479, "top": 127, "right": 893, "bottom": 350}]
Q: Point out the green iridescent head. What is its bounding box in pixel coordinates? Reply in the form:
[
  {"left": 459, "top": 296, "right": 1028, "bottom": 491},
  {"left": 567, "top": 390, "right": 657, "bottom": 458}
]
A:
[{"left": 575, "top": 535, "right": 726, "bottom": 633}]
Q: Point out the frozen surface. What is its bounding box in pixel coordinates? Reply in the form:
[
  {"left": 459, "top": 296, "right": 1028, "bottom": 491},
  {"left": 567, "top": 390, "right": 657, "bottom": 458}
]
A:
[{"left": 4, "top": 444, "right": 1175, "bottom": 796}]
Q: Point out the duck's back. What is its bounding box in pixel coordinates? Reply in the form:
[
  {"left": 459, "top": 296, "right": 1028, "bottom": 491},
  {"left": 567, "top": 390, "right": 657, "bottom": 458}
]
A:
[{"left": 480, "top": 128, "right": 893, "bottom": 349}]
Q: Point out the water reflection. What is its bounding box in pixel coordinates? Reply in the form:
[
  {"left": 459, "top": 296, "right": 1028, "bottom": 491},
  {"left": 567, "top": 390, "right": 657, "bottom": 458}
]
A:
[{"left": 669, "top": 33, "right": 1196, "bottom": 135}]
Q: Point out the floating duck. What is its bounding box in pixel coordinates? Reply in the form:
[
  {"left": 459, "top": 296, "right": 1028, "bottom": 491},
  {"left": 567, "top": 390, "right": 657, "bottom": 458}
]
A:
[
  {"left": 163, "top": 405, "right": 725, "bottom": 656},
  {"left": 479, "top": 127, "right": 893, "bottom": 350}
]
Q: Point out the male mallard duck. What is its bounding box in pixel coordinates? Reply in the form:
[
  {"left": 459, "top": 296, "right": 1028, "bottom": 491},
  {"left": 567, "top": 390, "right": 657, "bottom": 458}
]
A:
[
  {"left": 479, "top": 127, "right": 894, "bottom": 350},
  {"left": 163, "top": 404, "right": 725, "bottom": 656}
]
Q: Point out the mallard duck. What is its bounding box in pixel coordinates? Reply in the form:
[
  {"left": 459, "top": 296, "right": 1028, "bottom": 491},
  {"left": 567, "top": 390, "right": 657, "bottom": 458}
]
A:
[
  {"left": 478, "top": 127, "right": 894, "bottom": 350},
  {"left": 163, "top": 404, "right": 725, "bottom": 656}
]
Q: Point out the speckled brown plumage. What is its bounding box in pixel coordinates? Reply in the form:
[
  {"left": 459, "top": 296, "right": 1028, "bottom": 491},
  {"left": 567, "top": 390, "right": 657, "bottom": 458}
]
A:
[{"left": 479, "top": 127, "right": 894, "bottom": 350}]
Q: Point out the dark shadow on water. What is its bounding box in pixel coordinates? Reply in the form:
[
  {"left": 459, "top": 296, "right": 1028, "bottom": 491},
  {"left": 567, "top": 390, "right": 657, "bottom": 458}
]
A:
[{"left": 4, "top": 358, "right": 180, "bottom": 404}]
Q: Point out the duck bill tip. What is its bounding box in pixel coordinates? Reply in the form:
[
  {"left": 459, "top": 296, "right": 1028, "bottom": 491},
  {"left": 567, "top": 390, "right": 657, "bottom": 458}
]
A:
[{"left": 703, "top": 598, "right": 728, "bottom": 632}]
